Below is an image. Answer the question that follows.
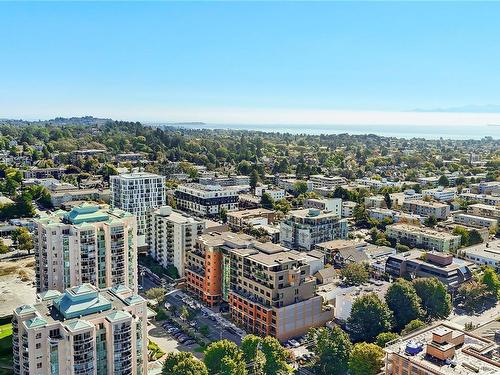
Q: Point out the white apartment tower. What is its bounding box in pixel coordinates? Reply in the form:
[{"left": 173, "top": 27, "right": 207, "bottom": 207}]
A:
[
  {"left": 34, "top": 204, "right": 138, "bottom": 293},
  {"left": 110, "top": 172, "right": 166, "bottom": 246},
  {"left": 12, "top": 284, "right": 148, "bottom": 375},
  {"left": 147, "top": 206, "right": 205, "bottom": 277}
]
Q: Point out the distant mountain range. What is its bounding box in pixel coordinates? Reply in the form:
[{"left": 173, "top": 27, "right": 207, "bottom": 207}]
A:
[
  {"left": 0, "top": 116, "right": 112, "bottom": 126},
  {"left": 412, "top": 104, "right": 500, "bottom": 113}
]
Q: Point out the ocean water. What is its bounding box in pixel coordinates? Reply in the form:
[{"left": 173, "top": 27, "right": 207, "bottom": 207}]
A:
[{"left": 168, "top": 123, "right": 499, "bottom": 140}]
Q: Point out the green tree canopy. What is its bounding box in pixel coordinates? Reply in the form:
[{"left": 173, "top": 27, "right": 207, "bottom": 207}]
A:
[
  {"left": 261, "top": 192, "right": 275, "bottom": 210},
  {"left": 482, "top": 267, "right": 500, "bottom": 299},
  {"left": 375, "top": 332, "right": 399, "bottom": 348},
  {"left": 204, "top": 340, "right": 246, "bottom": 375},
  {"left": 307, "top": 326, "right": 352, "bottom": 375},
  {"left": 413, "top": 278, "right": 452, "bottom": 320},
  {"left": 401, "top": 319, "right": 426, "bottom": 335},
  {"left": 385, "top": 279, "right": 423, "bottom": 332},
  {"left": 145, "top": 287, "right": 166, "bottom": 307},
  {"left": 162, "top": 352, "right": 208, "bottom": 375},
  {"left": 348, "top": 293, "right": 393, "bottom": 342},
  {"left": 348, "top": 342, "right": 384, "bottom": 375},
  {"left": 340, "top": 263, "right": 369, "bottom": 286}
]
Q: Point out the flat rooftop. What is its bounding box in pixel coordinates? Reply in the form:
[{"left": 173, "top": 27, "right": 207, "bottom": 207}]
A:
[
  {"left": 388, "top": 224, "right": 460, "bottom": 240},
  {"left": 384, "top": 323, "right": 499, "bottom": 374},
  {"left": 463, "top": 240, "right": 500, "bottom": 261}
]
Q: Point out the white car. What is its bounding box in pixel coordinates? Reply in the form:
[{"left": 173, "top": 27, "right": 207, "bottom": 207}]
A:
[{"left": 288, "top": 339, "right": 300, "bottom": 348}]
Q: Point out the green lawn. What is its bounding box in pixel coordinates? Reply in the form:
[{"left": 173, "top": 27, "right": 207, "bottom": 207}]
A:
[{"left": 0, "top": 322, "right": 13, "bottom": 375}]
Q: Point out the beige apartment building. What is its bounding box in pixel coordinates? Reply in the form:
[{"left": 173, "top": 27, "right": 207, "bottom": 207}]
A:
[
  {"left": 146, "top": 205, "right": 205, "bottom": 277},
  {"left": 34, "top": 204, "right": 138, "bottom": 294},
  {"left": 386, "top": 224, "right": 461, "bottom": 252},
  {"left": 467, "top": 203, "right": 500, "bottom": 220},
  {"left": 228, "top": 243, "right": 333, "bottom": 340},
  {"left": 186, "top": 231, "right": 333, "bottom": 340},
  {"left": 453, "top": 213, "right": 498, "bottom": 230},
  {"left": 402, "top": 200, "right": 450, "bottom": 220},
  {"left": 12, "top": 284, "right": 148, "bottom": 375}
]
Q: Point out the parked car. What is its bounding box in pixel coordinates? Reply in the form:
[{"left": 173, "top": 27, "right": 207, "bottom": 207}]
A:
[{"left": 288, "top": 339, "right": 300, "bottom": 348}]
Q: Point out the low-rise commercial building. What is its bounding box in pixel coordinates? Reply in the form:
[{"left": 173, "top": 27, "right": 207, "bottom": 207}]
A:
[
  {"left": 12, "top": 284, "right": 148, "bottom": 375},
  {"left": 34, "top": 204, "right": 138, "bottom": 293},
  {"left": 385, "top": 250, "right": 472, "bottom": 289},
  {"left": 386, "top": 224, "right": 461, "bottom": 252},
  {"left": 174, "top": 183, "right": 239, "bottom": 217},
  {"left": 384, "top": 323, "right": 500, "bottom": 375},
  {"left": 280, "top": 208, "right": 348, "bottom": 251},
  {"left": 402, "top": 200, "right": 450, "bottom": 220},
  {"left": 147, "top": 206, "right": 205, "bottom": 277},
  {"left": 462, "top": 240, "right": 500, "bottom": 271},
  {"left": 227, "top": 208, "right": 277, "bottom": 230}
]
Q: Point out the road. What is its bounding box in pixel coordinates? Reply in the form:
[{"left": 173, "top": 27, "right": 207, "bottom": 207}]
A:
[{"left": 449, "top": 302, "right": 500, "bottom": 328}]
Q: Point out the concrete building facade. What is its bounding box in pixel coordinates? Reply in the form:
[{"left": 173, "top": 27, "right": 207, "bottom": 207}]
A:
[
  {"left": 34, "top": 204, "right": 138, "bottom": 294},
  {"left": 12, "top": 284, "right": 148, "bottom": 375},
  {"left": 146, "top": 206, "right": 205, "bottom": 277}
]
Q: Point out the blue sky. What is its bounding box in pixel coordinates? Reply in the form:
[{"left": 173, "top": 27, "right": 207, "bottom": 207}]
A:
[{"left": 1, "top": 1, "right": 500, "bottom": 125}]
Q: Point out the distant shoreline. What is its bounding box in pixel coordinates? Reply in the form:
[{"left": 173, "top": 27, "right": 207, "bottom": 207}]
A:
[{"left": 155, "top": 122, "right": 499, "bottom": 140}]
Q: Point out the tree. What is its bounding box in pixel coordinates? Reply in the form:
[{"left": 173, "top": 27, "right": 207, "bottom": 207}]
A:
[
  {"left": 274, "top": 199, "right": 291, "bottom": 215},
  {"left": 385, "top": 279, "right": 423, "bottom": 332},
  {"left": 240, "top": 335, "right": 287, "bottom": 375},
  {"left": 145, "top": 287, "right": 166, "bottom": 307},
  {"left": 260, "top": 336, "right": 292, "bottom": 375},
  {"left": 468, "top": 229, "right": 483, "bottom": 246},
  {"left": 204, "top": 340, "right": 246, "bottom": 375},
  {"left": 384, "top": 192, "right": 392, "bottom": 209},
  {"left": 413, "top": 278, "right": 452, "bottom": 320},
  {"left": 458, "top": 281, "right": 489, "bottom": 313},
  {"left": 340, "top": 263, "right": 369, "bottom": 286},
  {"left": 438, "top": 175, "right": 450, "bottom": 187},
  {"left": 348, "top": 342, "right": 384, "bottom": 375},
  {"left": 250, "top": 170, "right": 260, "bottom": 192},
  {"left": 308, "top": 326, "right": 352, "bottom": 375},
  {"left": 401, "top": 319, "right": 426, "bottom": 335},
  {"left": 219, "top": 207, "right": 228, "bottom": 223},
  {"left": 423, "top": 215, "right": 437, "bottom": 228},
  {"left": 261, "top": 192, "right": 275, "bottom": 210},
  {"left": 353, "top": 204, "right": 368, "bottom": 226},
  {"left": 395, "top": 243, "right": 410, "bottom": 253},
  {"left": 293, "top": 181, "right": 308, "bottom": 196},
  {"left": 453, "top": 226, "right": 470, "bottom": 247},
  {"left": 13, "top": 227, "right": 33, "bottom": 254},
  {"left": 0, "top": 238, "right": 9, "bottom": 254},
  {"left": 375, "top": 332, "right": 399, "bottom": 348},
  {"left": 220, "top": 356, "right": 247, "bottom": 375},
  {"left": 482, "top": 267, "right": 500, "bottom": 299},
  {"left": 348, "top": 293, "right": 393, "bottom": 342},
  {"left": 162, "top": 352, "right": 208, "bottom": 375}
]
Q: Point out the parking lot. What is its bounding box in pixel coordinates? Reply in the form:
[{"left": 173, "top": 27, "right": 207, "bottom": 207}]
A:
[{"left": 164, "top": 289, "right": 245, "bottom": 345}]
